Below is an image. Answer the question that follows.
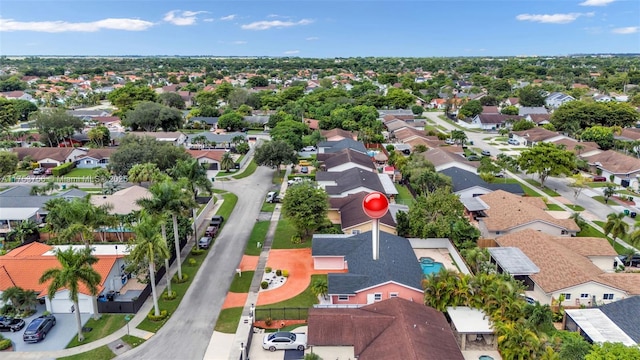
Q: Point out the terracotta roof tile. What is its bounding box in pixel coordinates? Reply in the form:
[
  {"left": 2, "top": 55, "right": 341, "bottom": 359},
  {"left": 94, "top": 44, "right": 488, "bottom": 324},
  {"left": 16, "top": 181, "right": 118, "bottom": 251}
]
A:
[{"left": 479, "top": 190, "right": 580, "bottom": 232}]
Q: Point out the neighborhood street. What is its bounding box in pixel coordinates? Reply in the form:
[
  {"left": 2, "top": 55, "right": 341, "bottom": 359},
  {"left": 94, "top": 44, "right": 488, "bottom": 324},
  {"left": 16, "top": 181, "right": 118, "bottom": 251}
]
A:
[{"left": 115, "top": 166, "right": 276, "bottom": 360}]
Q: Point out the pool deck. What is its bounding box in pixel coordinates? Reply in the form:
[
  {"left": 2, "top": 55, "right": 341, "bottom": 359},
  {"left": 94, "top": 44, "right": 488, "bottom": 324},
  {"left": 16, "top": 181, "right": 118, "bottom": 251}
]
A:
[{"left": 414, "top": 248, "right": 459, "bottom": 272}]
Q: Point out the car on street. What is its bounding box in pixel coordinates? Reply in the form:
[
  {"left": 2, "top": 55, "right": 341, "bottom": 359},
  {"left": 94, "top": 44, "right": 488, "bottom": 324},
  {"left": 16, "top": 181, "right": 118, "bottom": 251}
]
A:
[
  {"left": 266, "top": 191, "right": 280, "bottom": 203},
  {"left": 205, "top": 226, "right": 218, "bottom": 237},
  {"left": 32, "top": 167, "right": 45, "bottom": 175},
  {"left": 0, "top": 316, "right": 25, "bottom": 332},
  {"left": 300, "top": 166, "right": 309, "bottom": 174},
  {"left": 592, "top": 176, "right": 607, "bottom": 182},
  {"left": 287, "top": 177, "right": 304, "bottom": 185},
  {"left": 262, "top": 331, "right": 307, "bottom": 352},
  {"left": 481, "top": 150, "right": 491, "bottom": 156},
  {"left": 210, "top": 215, "right": 224, "bottom": 227},
  {"left": 198, "top": 236, "right": 212, "bottom": 249},
  {"left": 508, "top": 138, "right": 520, "bottom": 145},
  {"left": 23, "top": 314, "right": 56, "bottom": 343}
]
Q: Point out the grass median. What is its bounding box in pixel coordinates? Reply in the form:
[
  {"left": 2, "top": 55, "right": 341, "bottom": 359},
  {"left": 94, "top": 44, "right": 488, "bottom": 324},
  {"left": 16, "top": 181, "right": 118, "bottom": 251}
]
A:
[
  {"left": 246, "top": 221, "right": 270, "bottom": 256},
  {"left": 58, "top": 345, "right": 115, "bottom": 360}
]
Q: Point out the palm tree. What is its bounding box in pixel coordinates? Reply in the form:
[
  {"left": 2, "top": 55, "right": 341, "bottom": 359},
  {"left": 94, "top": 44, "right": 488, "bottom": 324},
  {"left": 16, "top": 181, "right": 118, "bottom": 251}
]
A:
[
  {"left": 1, "top": 286, "right": 24, "bottom": 312},
  {"left": 603, "top": 212, "right": 629, "bottom": 242},
  {"left": 39, "top": 247, "right": 101, "bottom": 342},
  {"left": 603, "top": 184, "right": 616, "bottom": 204},
  {"left": 128, "top": 213, "right": 169, "bottom": 317},
  {"left": 310, "top": 278, "right": 328, "bottom": 300},
  {"left": 8, "top": 220, "right": 39, "bottom": 244},
  {"left": 220, "top": 152, "right": 235, "bottom": 172},
  {"left": 170, "top": 158, "right": 212, "bottom": 240},
  {"left": 127, "top": 163, "right": 163, "bottom": 185}
]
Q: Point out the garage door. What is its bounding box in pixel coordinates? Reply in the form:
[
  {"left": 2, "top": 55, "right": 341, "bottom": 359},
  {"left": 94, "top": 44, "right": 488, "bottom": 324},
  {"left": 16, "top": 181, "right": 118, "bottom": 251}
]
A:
[{"left": 50, "top": 297, "right": 92, "bottom": 314}]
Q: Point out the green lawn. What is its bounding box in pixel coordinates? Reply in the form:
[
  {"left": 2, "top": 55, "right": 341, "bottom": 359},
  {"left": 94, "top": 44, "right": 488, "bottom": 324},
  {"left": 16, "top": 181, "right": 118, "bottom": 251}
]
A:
[
  {"left": 261, "top": 202, "right": 276, "bottom": 212},
  {"left": 593, "top": 220, "right": 606, "bottom": 228},
  {"left": 246, "top": 221, "right": 270, "bottom": 256},
  {"left": 137, "top": 247, "right": 211, "bottom": 332},
  {"left": 587, "top": 182, "right": 613, "bottom": 188},
  {"left": 525, "top": 179, "right": 560, "bottom": 197},
  {"left": 121, "top": 335, "right": 145, "bottom": 348},
  {"left": 616, "top": 189, "right": 638, "bottom": 196},
  {"left": 232, "top": 160, "right": 257, "bottom": 180},
  {"left": 394, "top": 184, "right": 415, "bottom": 206},
  {"left": 272, "top": 219, "right": 310, "bottom": 249},
  {"left": 582, "top": 222, "right": 629, "bottom": 254},
  {"left": 217, "top": 193, "right": 238, "bottom": 229},
  {"left": 66, "top": 314, "right": 128, "bottom": 348},
  {"left": 57, "top": 345, "right": 115, "bottom": 360},
  {"left": 65, "top": 168, "right": 98, "bottom": 177},
  {"left": 273, "top": 169, "right": 286, "bottom": 185},
  {"left": 522, "top": 185, "right": 543, "bottom": 197},
  {"left": 254, "top": 274, "right": 325, "bottom": 321},
  {"left": 577, "top": 223, "right": 607, "bottom": 238},
  {"left": 592, "top": 195, "right": 608, "bottom": 205},
  {"left": 546, "top": 204, "right": 585, "bottom": 212},
  {"left": 214, "top": 307, "right": 243, "bottom": 333},
  {"left": 229, "top": 271, "right": 254, "bottom": 293}
]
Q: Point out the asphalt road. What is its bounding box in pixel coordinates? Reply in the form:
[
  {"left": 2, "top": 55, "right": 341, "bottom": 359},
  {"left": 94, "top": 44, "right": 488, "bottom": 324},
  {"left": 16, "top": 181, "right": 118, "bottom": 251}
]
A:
[{"left": 115, "top": 165, "right": 276, "bottom": 360}]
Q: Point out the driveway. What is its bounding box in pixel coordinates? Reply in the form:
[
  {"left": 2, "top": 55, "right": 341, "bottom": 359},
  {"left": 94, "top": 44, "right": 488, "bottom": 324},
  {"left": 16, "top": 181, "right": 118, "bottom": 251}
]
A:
[{"left": 2, "top": 305, "right": 90, "bottom": 353}]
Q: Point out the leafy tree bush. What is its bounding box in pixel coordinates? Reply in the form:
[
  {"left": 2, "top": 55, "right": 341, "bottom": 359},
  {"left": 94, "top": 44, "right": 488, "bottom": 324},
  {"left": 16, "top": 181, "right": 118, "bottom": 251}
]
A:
[
  {"left": 51, "top": 161, "right": 75, "bottom": 176},
  {"left": 282, "top": 182, "right": 329, "bottom": 238},
  {"left": 512, "top": 119, "right": 535, "bottom": 131}
]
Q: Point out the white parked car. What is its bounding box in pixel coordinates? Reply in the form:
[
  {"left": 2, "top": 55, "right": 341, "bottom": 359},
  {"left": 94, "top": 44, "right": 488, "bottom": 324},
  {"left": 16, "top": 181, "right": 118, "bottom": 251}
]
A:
[
  {"left": 301, "top": 146, "right": 316, "bottom": 152},
  {"left": 262, "top": 331, "right": 307, "bottom": 352}
]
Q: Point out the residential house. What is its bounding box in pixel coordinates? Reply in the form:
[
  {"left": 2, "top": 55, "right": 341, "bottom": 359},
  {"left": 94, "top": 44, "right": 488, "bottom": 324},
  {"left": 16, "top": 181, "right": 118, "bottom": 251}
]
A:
[
  {"left": 186, "top": 131, "right": 246, "bottom": 149},
  {"left": 593, "top": 94, "right": 613, "bottom": 102},
  {"left": 316, "top": 148, "right": 375, "bottom": 172},
  {"left": 307, "top": 297, "right": 465, "bottom": 360},
  {"left": 428, "top": 98, "right": 447, "bottom": 110},
  {"left": 482, "top": 106, "right": 499, "bottom": 114},
  {"left": 615, "top": 128, "right": 640, "bottom": 142},
  {"left": 242, "top": 115, "right": 270, "bottom": 129},
  {"left": 390, "top": 127, "right": 430, "bottom": 144},
  {"left": 549, "top": 138, "right": 601, "bottom": 157},
  {"left": 468, "top": 114, "right": 522, "bottom": 130},
  {"left": 496, "top": 229, "right": 640, "bottom": 306},
  {"left": 186, "top": 149, "right": 226, "bottom": 170},
  {"left": 545, "top": 92, "right": 575, "bottom": 108},
  {"left": 476, "top": 190, "right": 580, "bottom": 238},
  {"left": 510, "top": 127, "right": 567, "bottom": 147},
  {"left": 74, "top": 148, "right": 116, "bottom": 169},
  {"left": 569, "top": 296, "right": 640, "bottom": 344},
  {"left": 565, "top": 305, "right": 638, "bottom": 346},
  {"left": 67, "top": 109, "right": 110, "bottom": 120},
  {"left": 377, "top": 109, "right": 414, "bottom": 121},
  {"left": 328, "top": 192, "right": 397, "bottom": 235},
  {"left": 90, "top": 185, "right": 151, "bottom": 215},
  {"left": 127, "top": 131, "right": 187, "bottom": 146},
  {"left": 403, "top": 136, "right": 444, "bottom": 150},
  {"left": 320, "top": 128, "right": 357, "bottom": 142},
  {"left": 0, "top": 90, "right": 34, "bottom": 102},
  {"left": 317, "top": 138, "right": 367, "bottom": 154},
  {"left": 525, "top": 113, "right": 552, "bottom": 126},
  {"left": 316, "top": 168, "right": 397, "bottom": 198},
  {"left": 311, "top": 231, "right": 424, "bottom": 305},
  {"left": 304, "top": 118, "right": 320, "bottom": 131},
  {"left": 12, "top": 147, "right": 87, "bottom": 167},
  {"left": 188, "top": 117, "right": 218, "bottom": 129},
  {"left": 504, "top": 98, "right": 520, "bottom": 107},
  {"left": 420, "top": 148, "right": 479, "bottom": 173},
  {"left": 0, "top": 186, "right": 88, "bottom": 238},
  {"left": 439, "top": 168, "right": 524, "bottom": 198},
  {"left": 0, "top": 242, "right": 127, "bottom": 314},
  {"left": 582, "top": 150, "right": 640, "bottom": 188}
]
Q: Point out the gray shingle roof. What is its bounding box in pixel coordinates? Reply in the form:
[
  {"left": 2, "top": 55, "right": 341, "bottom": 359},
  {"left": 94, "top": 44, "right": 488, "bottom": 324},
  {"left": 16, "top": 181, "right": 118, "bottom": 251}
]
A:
[
  {"left": 316, "top": 168, "right": 385, "bottom": 195},
  {"left": 598, "top": 296, "right": 640, "bottom": 342},
  {"left": 312, "top": 231, "right": 423, "bottom": 294},
  {"left": 317, "top": 138, "right": 367, "bottom": 154},
  {"left": 187, "top": 131, "right": 246, "bottom": 144},
  {"left": 440, "top": 167, "right": 524, "bottom": 195},
  {"left": 320, "top": 149, "right": 375, "bottom": 171},
  {"left": 0, "top": 186, "right": 88, "bottom": 214}
]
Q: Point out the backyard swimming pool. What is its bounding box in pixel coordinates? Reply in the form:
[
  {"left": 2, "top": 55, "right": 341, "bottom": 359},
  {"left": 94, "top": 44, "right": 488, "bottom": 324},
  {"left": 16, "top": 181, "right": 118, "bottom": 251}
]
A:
[{"left": 420, "top": 257, "right": 444, "bottom": 276}]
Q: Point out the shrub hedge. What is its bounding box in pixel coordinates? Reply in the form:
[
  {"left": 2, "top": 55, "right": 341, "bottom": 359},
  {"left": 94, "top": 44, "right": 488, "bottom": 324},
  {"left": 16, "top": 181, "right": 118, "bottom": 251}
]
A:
[{"left": 51, "top": 162, "right": 76, "bottom": 176}]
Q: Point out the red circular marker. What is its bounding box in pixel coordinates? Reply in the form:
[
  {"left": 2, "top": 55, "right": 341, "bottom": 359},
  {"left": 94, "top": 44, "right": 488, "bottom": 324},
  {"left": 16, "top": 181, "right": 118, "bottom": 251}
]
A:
[{"left": 362, "top": 192, "right": 389, "bottom": 219}]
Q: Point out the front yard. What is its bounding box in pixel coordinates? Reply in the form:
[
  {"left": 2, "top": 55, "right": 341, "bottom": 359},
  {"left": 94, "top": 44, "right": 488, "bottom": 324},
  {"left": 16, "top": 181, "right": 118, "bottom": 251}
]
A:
[{"left": 66, "top": 314, "right": 127, "bottom": 348}]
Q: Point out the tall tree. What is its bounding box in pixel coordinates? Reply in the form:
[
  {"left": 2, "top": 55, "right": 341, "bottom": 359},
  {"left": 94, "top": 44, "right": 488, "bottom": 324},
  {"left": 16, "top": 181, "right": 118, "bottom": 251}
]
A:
[
  {"left": 158, "top": 92, "right": 186, "bottom": 109},
  {"left": 517, "top": 143, "right": 576, "bottom": 188},
  {"left": 32, "top": 109, "right": 84, "bottom": 147},
  {"left": 603, "top": 212, "right": 629, "bottom": 241},
  {"left": 282, "top": 182, "right": 329, "bottom": 238},
  {"left": 518, "top": 86, "right": 546, "bottom": 107},
  {"left": 107, "top": 83, "right": 157, "bottom": 116},
  {"left": 0, "top": 151, "right": 18, "bottom": 178},
  {"left": 128, "top": 212, "right": 169, "bottom": 317},
  {"left": 123, "top": 101, "right": 183, "bottom": 132},
  {"left": 93, "top": 168, "right": 112, "bottom": 191},
  {"left": 127, "top": 162, "right": 163, "bottom": 185},
  {"left": 108, "top": 135, "right": 190, "bottom": 175},
  {"left": 39, "top": 247, "right": 101, "bottom": 341},
  {"left": 254, "top": 140, "right": 298, "bottom": 169},
  {"left": 220, "top": 152, "right": 235, "bottom": 172}
]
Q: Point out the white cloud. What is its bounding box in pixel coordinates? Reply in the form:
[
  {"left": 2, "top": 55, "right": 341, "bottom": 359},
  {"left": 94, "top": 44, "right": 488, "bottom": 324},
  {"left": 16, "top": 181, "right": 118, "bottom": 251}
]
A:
[
  {"left": 284, "top": 50, "right": 300, "bottom": 55},
  {"left": 233, "top": 40, "right": 247, "bottom": 45},
  {"left": 220, "top": 14, "right": 236, "bottom": 21},
  {"left": 0, "top": 17, "right": 154, "bottom": 32},
  {"left": 612, "top": 26, "right": 639, "bottom": 34},
  {"left": 306, "top": 36, "right": 319, "bottom": 41},
  {"left": 241, "top": 19, "right": 313, "bottom": 30},
  {"left": 580, "top": 0, "right": 615, "bottom": 6},
  {"left": 203, "top": 18, "right": 214, "bottom": 22},
  {"left": 163, "top": 10, "right": 208, "bottom": 26},
  {"left": 515, "top": 12, "right": 594, "bottom": 24}
]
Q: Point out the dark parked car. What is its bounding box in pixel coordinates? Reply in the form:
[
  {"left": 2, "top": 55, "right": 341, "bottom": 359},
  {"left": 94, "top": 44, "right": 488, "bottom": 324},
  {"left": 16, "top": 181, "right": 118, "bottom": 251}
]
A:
[
  {"left": 592, "top": 176, "right": 607, "bottom": 182},
  {"left": 0, "top": 316, "right": 25, "bottom": 332},
  {"left": 616, "top": 254, "right": 640, "bottom": 267},
  {"left": 23, "top": 315, "right": 56, "bottom": 342},
  {"left": 210, "top": 215, "right": 224, "bottom": 227},
  {"left": 300, "top": 166, "right": 309, "bottom": 174},
  {"left": 466, "top": 155, "right": 481, "bottom": 161}
]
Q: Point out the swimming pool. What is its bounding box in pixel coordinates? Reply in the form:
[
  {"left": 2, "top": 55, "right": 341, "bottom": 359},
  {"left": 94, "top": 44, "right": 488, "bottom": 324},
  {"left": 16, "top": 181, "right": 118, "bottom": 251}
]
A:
[{"left": 420, "top": 257, "right": 444, "bottom": 276}]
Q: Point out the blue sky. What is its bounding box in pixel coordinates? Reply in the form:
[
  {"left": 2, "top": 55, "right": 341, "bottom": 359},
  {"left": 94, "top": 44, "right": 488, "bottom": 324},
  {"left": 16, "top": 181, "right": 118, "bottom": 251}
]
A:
[{"left": 0, "top": 0, "right": 639, "bottom": 57}]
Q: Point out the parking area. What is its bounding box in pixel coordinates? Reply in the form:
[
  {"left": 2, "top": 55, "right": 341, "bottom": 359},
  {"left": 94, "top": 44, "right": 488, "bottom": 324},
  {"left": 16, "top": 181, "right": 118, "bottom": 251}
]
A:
[
  {"left": 247, "top": 331, "right": 306, "bottom": 360},
  {"left": 2, "top": 304, "right": 91, "bottom": 352}
]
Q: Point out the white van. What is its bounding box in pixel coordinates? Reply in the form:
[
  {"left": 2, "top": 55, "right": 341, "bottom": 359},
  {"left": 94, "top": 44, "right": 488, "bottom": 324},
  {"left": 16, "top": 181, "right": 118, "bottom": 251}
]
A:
[{"left": 266, "top": 191, "right": 279, "bottom": 203}]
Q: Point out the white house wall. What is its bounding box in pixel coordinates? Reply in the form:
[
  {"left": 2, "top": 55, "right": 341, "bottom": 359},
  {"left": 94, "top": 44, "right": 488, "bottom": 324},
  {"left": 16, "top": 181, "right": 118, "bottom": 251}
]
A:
[
  {"left": 46, "top": 290, "right": 93, "bottom": 314},
  {"left": 589, "top": 256, "right": 617, "bottom": 271},
  {"left": 550, "top": 282, "right": 627, "bottom": 307}
]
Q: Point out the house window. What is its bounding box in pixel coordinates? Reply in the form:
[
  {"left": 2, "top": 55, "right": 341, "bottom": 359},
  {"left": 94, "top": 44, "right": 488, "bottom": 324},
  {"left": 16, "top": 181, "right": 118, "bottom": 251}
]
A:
[
  {"left": 495, "top": 231, "right": 501, "bottom": 235},
  {"left": 374, "top": 293, "right": 382, "bottom": 301},
  {"left": 85, "top": 160, "right": 92, "bottom": 164},
  {"left": 580, "top": 293, "right": 589, "bottom": 299},
  {"left": 351, "top": 230, "right": 360, "bottom": 235},
  {"left": 338, "top": 295, "right": 348, "bottom": 301},
  {"left": 603, "top": 294, "right": 614, "bottom": 300},
  {"left": 561, "top": 230, "right": 568, "bottom": 235},
  {"left": 562, "top": 293, "right": 571, "bottom": 300},
  {"left": 389, "top": 292, "right": 399, "bottom": 298}
]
